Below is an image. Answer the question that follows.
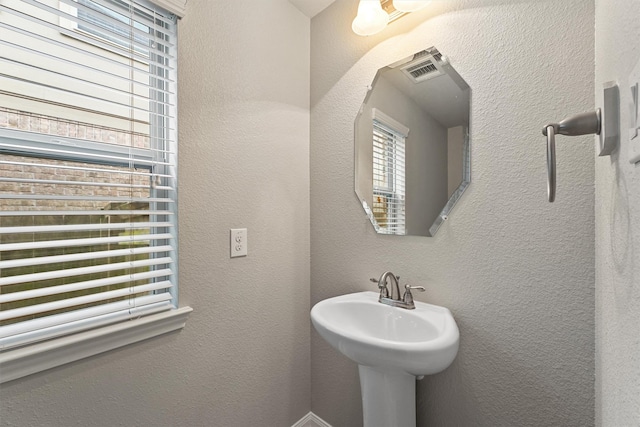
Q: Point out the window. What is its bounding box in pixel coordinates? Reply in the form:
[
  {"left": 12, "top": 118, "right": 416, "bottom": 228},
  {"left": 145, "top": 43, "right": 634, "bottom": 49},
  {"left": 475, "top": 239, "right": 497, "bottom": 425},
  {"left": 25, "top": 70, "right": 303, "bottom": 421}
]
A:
[
  {"left": 372, "top": 109, "right": 408, "bottom": 235},
  {"left": 0, "top": 0, "right": 189, "bottom": 382}
]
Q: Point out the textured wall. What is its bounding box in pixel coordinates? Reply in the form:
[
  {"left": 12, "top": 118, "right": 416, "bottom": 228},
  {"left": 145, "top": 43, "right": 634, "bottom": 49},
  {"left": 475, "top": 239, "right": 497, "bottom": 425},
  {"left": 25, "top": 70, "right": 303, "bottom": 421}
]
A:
[
  {"left": 595, "top": 0, "right": 640, "bottom": 424},
  {"left": 310, "top": 0, "right": 595, "bottom": 426},
  {"left": 0, "top": 1, "right": 311, "bottom": 426}
]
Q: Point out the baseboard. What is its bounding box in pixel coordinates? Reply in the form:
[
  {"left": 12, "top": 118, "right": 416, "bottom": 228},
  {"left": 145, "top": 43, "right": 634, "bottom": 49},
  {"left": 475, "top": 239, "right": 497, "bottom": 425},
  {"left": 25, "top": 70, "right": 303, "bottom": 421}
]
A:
[{"left": 292, "top": 412, "right": 332, "bottom": 427}]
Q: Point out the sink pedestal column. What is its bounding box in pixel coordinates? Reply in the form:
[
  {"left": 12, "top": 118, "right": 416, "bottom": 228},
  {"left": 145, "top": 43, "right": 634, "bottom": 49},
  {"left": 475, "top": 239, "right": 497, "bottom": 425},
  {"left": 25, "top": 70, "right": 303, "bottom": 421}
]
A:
[{"left": 358, "top": 365, "right": 416, "bottom": 427}]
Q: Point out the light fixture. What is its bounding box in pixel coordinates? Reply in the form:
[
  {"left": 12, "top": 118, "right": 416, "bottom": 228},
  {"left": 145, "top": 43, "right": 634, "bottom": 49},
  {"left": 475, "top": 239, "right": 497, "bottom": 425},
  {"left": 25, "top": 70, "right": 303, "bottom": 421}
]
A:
[
  {"left": 392, "top": 0, "right": 431, "bottom": 13},
  {"left": 352, "top": 0, "right": 389, "bottom": 36},
  {"left": 352, "top": 0, "right": 432, "bottom": 36}
]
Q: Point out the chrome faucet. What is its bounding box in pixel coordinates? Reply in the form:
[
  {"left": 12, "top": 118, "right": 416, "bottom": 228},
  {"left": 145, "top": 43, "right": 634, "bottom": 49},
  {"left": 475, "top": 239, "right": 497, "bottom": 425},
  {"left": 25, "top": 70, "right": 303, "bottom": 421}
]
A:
[{"left": 369, "top": 272, "right": 425, "bottom": 310}]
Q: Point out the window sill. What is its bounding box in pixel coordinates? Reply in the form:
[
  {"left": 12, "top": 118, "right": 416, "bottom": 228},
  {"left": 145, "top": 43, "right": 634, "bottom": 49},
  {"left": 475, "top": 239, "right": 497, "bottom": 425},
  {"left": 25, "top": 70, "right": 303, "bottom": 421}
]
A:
[{"left": 0, "top": 306, "right": 192, "bottom": 384}]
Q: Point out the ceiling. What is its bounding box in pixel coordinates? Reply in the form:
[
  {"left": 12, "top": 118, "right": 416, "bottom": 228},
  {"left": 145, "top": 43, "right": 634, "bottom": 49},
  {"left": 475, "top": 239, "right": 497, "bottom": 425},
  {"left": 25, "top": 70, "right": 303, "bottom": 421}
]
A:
[{"left": 288, "top": 0, "right": 337, "bottom": 18}]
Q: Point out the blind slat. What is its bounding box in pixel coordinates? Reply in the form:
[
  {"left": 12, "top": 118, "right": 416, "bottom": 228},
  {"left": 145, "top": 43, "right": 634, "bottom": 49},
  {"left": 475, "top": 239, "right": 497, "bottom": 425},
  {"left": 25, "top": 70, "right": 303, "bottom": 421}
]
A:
[
  {"left": 0, "top": 195, "right": 172, "bottom": 204},
  {"left": 0, "top": 245, "right": 173, "bottom": 269},
  {"left": 0, "top": 210, "right": 172, "bottom": 217},
  {"left": 0, "top": 158, "right": 172, "bottom": 179},
  {"left": 1, "top": 273, "right": 172, "bottom": 304},
  {"left": 0, "top": 176, "right": 157, "bottom": 190},
  {"left": 0, "top": 281, "right": 173, "bottom": 322},
  {"left": 0, "top": 222, "right": 172, "bottom": 234},
  {"left": 0, "top": 233, "right": 173, "bottom": 252},
  {"left": 0, "top": 257, "right": 173, "bottom": 287},
  {"left": 0, "top": 142, "right": 171, "bottom": 167}
]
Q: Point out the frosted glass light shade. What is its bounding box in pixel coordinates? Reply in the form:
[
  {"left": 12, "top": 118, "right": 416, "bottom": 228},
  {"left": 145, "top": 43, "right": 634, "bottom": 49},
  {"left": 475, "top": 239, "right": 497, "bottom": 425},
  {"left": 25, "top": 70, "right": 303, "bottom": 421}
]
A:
[
  {"left": 392, "top": 0, "right": 431, "bottom": 12},
  {"left": 352, "top": 0, "right": 389, "bottom": 36}
]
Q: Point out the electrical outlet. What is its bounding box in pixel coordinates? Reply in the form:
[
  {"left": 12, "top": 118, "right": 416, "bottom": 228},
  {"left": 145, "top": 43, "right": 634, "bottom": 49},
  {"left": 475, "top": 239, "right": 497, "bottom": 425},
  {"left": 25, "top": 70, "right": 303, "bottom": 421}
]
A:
[{"left": 230, "top": 228, "right": 247, "bottom": 258}]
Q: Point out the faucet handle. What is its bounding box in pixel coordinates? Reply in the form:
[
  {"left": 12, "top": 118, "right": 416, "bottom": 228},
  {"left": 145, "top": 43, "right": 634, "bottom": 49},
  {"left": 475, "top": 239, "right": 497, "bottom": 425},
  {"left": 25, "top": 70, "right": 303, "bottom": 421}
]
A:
[
  {"left": 402, "top": 284, "right": 425, "bottom": 305},
  {"left": 370, "top": 277, "right": 389, "bottom": 298}
]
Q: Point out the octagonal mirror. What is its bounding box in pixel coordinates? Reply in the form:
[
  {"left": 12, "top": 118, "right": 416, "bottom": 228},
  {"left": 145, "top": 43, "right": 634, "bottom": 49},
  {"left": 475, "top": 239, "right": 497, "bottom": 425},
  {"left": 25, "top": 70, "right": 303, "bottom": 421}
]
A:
[{"left": 355, "top": 47, "right": 471, "bottom": 237}]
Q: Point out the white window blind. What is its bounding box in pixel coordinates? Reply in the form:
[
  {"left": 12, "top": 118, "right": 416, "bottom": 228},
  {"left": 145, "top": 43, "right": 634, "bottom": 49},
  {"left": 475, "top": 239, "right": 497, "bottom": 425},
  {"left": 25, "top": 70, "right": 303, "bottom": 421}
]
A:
[
  {"left": 372, "top": 113, "right": 407, "bottom": 235},
  {"left": 0, "top": 0, "right": 179, "bottom": 351}
]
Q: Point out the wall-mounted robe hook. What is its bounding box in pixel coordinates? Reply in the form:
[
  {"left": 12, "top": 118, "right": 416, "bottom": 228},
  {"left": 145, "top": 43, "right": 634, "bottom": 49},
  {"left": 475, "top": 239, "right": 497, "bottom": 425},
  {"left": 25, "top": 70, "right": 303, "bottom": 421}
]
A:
[{"left": 542, "top": 82, "right": 619, "bottom": 202}]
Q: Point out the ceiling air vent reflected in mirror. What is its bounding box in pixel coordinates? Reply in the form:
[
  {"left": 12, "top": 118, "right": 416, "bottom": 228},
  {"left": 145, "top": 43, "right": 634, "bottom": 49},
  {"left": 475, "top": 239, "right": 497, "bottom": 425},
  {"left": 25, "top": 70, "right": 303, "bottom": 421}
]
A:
[{"left": 400, "top": 54, "right": 444, "bottom": 83}]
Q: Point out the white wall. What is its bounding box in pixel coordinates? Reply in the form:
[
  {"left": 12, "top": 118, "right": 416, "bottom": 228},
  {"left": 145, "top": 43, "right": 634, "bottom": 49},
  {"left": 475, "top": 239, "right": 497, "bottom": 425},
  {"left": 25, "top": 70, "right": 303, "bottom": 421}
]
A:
[
  {"left": 595, "top": 0, "right": 640, "bottom": 424},
  {"left": 310, "top": 0, "right": 595, "bottom": 425},
  {"left": 0, "top": 1, "right": 312, "bottom": 426}
]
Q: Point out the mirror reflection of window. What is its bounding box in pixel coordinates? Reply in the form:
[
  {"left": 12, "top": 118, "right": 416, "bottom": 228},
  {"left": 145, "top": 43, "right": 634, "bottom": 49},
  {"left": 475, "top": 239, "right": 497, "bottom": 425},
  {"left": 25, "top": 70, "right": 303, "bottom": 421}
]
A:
[{"left": 372, "top": 109, "right": 408, "bottom": 235}]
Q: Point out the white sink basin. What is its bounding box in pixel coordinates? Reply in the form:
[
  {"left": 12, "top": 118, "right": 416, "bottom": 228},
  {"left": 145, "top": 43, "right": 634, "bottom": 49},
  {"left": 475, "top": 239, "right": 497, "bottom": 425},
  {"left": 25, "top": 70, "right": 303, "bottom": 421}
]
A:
[
  {"left": 311, "top": 291, "right": 459, "bottom": 376},
  {"left": 311, "top": 291, "right": 460, "bottom": 427}
]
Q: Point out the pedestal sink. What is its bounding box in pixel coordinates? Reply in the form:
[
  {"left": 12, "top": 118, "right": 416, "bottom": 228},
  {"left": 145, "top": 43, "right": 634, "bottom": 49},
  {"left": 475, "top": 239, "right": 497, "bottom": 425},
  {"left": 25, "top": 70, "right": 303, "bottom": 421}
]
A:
[{"left": 311, "top": 291, "right": 459, "bottom": 427}]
